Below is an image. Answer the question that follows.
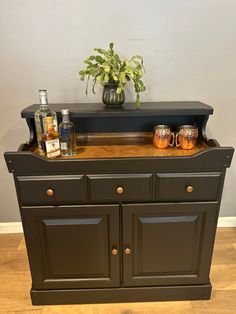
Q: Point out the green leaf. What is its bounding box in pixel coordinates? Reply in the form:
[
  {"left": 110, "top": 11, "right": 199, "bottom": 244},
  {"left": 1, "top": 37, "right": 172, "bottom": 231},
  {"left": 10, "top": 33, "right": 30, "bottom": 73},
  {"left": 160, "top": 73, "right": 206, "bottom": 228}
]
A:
[
  {"left": 114, "top": 53, "right": 122, "bottom": 64},
  {"left": 94, "top": 48, "right": 107, "bottom": 55},
  {"left": 109, "top": 43, "right": 114, "bottom": 50},
  {"left": 116, "top": 87, "right": 122, "bottom": 94},
  {"left": 95, "top": 56, "right": 104, "bottom": 63},
  {"left": 133, "top": 55, "right": 143, "bottom": 61},
  {"left": 87, "top": 55, "right": 96, "bottom": 61},
  {"left": 112, "top": 75, "right": 118, "bottom": 81},
  {"left": 119, "top": 72, "right": 126, "bottom": 84}
]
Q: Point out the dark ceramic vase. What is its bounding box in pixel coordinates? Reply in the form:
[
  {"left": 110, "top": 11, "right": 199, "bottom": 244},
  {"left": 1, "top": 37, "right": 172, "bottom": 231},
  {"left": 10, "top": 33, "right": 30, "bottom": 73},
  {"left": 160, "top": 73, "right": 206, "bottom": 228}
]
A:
[{"left": 102, "top": 84, "right": 125, "bottom": 108}]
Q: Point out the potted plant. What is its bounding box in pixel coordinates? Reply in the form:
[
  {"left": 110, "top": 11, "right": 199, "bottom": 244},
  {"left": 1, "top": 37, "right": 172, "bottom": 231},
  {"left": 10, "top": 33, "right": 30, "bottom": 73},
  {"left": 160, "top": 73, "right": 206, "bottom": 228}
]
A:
[{"left": 79, "top": 43, "right": 145, "bottom": 108}]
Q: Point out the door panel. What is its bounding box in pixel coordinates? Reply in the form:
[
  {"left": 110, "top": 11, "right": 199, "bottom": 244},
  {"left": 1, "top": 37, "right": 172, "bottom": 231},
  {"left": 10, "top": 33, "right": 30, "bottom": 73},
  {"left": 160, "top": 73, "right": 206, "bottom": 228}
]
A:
[
  {"left": 22, "top": 205, "right": 120, "bottom": 289},
  {"left": 122, "top": 202, "right": 219, "bottom": 287},
  {"left": 41, "top": 217, "right": 109, "bottom": 278}
]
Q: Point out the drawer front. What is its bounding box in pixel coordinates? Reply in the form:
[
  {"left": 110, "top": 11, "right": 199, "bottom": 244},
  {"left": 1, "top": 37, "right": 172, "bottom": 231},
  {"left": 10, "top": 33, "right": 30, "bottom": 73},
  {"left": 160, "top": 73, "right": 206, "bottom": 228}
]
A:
[
  {"left": 156, "top": 173, "right": 223, "bottom": 201},
  {"left": 87, "top": 174, "right": 153, "bottom": 202},
  {"left": 16, "top": 175, "right": 86, "bottom": 205}
]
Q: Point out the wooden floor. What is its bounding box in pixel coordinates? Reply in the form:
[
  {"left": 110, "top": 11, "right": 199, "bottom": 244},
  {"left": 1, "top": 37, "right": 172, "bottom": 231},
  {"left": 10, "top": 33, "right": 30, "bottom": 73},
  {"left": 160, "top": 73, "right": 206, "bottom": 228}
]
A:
[{"left": 0, "top": 228, "right": 236, "bottom": 314}]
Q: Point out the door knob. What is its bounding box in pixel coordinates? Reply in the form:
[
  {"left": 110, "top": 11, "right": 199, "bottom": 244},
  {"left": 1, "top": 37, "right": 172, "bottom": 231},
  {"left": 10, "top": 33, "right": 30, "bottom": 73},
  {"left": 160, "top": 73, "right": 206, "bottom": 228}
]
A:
[
  {"left": 46, "top": 189, "right": 54, "bottom": 196},
  {"left": 116, "top": 186, "right": 124, "bottom": 194},
  {"left": 124, "top": 247, "right": 131, "bottom": 255},
  {"left": 112, "top": 248, "right": 118, "bottom": 255},
  {"left": 186, "top": 186, "right": 193, "bottom": 193}
]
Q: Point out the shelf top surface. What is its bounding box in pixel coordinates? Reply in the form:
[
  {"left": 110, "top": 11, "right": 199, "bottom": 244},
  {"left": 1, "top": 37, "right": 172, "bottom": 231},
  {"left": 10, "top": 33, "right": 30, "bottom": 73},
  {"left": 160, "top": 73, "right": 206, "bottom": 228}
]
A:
[
  {"left": 21, "top": 101, "right": 213, "bottom": 118},
  {"left": 33, "top": 140, "right": 208, "bottom": 159}
]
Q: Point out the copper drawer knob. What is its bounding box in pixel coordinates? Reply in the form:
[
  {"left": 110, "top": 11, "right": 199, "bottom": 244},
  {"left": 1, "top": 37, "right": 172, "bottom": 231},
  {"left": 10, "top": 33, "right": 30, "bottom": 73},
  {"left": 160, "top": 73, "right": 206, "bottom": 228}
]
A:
[
  {"left": 112, "top": 248, "right": 118, "bottom": 255},
  {"left": 116, "top": 186, "right": 124, "bottom": 194},
  {"left": 186, "top": 186, "right": 193, "bottom": 193},
  {"left": 46, "top": 189, "right": 54, "bottom": 197},
  {"left": 124, "top": 247, "right": 131, "bottom": 255}
]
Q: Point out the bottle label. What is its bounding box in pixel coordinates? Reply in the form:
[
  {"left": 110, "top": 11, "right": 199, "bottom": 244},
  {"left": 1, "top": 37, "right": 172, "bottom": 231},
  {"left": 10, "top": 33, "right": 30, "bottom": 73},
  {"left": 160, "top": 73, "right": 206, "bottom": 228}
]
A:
[
  {"left": 43, "top": 117, "right": 58, "bottom": 132},
  {"left": 60, "top": 128, "right": 72, "bottom": 139},
  {"left": 60, "top": 142, "right": 68, "bottom": 150},
  {"left": 45, "top": 139, "right": 60, "bottom": 158}
]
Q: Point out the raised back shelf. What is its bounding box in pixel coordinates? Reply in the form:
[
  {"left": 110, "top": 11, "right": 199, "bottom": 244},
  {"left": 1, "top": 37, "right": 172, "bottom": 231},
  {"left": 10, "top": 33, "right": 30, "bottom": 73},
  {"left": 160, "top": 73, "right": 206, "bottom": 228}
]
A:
[
  {"left": 21, "top": 101, "right": 213, "bottom": 118},
  {"left": 22, "top": 101, "right": 213, "bottom": 143}
]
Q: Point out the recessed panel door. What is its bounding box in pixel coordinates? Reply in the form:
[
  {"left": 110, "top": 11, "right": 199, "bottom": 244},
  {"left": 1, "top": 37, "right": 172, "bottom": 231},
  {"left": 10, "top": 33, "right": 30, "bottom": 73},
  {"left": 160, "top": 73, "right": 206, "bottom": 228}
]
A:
[
  {"left": 22, "top": 205, "right": 120, "bottom": 289},
  {"left": 122, "top": 202, "right": 218, "bottom": 287}
]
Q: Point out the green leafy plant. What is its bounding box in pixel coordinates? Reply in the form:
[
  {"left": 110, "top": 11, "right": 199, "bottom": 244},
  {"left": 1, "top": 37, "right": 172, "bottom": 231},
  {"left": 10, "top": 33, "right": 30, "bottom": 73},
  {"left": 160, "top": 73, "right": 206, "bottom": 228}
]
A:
[{"left": 79, "top": 43, "right": 145, "bottom": 106}]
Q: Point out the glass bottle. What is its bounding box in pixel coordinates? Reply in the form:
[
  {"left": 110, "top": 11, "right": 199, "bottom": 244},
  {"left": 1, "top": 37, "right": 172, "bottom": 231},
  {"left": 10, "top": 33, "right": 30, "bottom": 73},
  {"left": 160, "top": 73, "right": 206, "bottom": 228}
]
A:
[
  {"left": 34, "top": 90, "right": 58, "bottom": 151},
  {"left": 59, "top": 109, "right": 76, "bottom": 156},
  {"left": 42, "top": 116, "right": 61, "bottom": 158}
]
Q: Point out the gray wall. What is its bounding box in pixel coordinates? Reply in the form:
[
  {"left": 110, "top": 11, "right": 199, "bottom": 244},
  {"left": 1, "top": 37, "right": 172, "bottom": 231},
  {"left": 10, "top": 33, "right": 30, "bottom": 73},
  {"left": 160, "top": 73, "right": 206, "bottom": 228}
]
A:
[{"left": 0, "top": 0, "right": 235, "bottom": 222}]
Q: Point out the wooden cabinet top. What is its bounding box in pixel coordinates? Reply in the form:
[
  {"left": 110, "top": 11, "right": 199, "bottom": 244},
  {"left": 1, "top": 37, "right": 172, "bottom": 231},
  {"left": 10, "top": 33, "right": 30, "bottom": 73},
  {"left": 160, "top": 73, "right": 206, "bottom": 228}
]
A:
[{"left": 21, "top": 101, "right": 213, "bottom": 118}]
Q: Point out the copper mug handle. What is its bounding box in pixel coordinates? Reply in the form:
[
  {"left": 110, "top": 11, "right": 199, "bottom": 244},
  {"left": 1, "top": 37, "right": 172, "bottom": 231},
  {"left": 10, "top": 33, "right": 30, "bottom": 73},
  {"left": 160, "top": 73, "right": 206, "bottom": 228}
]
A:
[
  {"left": 175, "top": 132, "right": 180, "bottom": 147},
  {"left": 169, "top": 132, "right": 175, "bottom": 147}
]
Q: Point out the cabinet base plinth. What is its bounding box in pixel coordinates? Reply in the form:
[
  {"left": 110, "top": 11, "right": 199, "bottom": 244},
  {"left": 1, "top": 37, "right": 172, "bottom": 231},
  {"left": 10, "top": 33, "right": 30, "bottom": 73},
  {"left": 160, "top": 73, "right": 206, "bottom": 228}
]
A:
[{"left": 31, "top": 284, "right": 212, "bottom": 305}]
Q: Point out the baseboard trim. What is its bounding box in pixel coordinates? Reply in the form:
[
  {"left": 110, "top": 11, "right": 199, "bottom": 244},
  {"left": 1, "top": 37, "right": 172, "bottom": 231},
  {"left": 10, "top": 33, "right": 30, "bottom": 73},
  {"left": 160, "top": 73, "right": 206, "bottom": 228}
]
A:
[
  {"left": 217, "top": 216, "right": 236, "bottom": 227},
  {"left": 0, "top": 217, "right": 236, "bottom": 233},
  {"left": 0, "top": 222, "right": 23, "bottom": 234}
]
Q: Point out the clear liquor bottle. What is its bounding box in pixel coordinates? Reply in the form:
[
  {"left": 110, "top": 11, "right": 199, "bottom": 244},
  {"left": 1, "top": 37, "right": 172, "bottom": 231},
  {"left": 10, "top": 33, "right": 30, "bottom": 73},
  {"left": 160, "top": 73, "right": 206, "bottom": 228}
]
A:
[
  {"left": 42, "top": 116, "right": 61, "bottom": 158},
  {"left": 59, "top": 109, "right": 76, "bottom": 156},
  {"left": 34, "top": 90, "right": 58, "bottom": 151}
]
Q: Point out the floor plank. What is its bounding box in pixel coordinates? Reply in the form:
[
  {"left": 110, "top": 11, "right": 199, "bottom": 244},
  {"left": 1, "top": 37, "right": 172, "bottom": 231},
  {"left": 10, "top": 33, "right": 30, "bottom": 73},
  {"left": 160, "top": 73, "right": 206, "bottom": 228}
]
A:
[
  {"left": 0, "top": 228, "right": 235, "bottom": 313},
  {"left": 192, "top": 290, "right": 236, "bottom": 314},
  {"left": 41, "top": 302, "right": 193, "bottom": 314}
]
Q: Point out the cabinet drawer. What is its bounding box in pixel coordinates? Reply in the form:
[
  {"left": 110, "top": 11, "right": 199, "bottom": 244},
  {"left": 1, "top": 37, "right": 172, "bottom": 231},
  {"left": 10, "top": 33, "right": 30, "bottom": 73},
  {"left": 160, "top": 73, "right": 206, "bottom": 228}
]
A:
[
  {"left": 156, "top": 173, "right": 223, "bottom": 201},
  {"left": 87, "top": 174, "right": 153, "bottom": 202},
  {"left": 16, "top": 175, "right": 86, "bottom": 205}
]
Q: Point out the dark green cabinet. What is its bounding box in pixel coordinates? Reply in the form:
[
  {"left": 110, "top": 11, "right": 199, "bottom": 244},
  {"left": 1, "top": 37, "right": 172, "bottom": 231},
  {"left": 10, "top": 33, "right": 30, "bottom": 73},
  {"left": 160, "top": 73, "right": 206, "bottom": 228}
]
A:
[
  {"left": 5, "top": 102, "right": 234, "bottom": 304},
  {"left": 122, "top": 202, "right": 218, "bottom": 287},
  {"left": 22, "top": 205, "right": 120, "bottom": 289}
]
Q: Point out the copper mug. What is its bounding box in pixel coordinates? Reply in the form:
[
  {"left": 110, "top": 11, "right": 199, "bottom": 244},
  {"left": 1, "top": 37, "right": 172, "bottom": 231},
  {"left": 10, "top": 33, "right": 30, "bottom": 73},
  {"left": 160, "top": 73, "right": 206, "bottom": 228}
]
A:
[
  {"left": 153, "top": 125, "right": 175, "bottom": 149},
  {"left": 176, "top": 125, "right": 198, "bottom": 149}
]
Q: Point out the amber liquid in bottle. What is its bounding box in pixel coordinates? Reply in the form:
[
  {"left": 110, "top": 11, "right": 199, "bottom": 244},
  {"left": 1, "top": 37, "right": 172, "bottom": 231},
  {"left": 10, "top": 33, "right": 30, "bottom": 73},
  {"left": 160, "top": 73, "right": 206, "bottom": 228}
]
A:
[{"left": 42, "top": 116, "right": 61, "bottom": 158}]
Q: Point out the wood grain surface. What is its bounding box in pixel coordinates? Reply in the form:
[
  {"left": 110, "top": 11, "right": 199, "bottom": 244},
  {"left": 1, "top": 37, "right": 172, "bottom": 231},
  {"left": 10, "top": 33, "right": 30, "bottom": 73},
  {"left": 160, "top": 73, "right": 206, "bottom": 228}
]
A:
[
  {"left": 33, "top": 133, "right": 208, "bottom": 159},
  {"left": 0, "top": 228, "right": 235, "bottom": 313}
]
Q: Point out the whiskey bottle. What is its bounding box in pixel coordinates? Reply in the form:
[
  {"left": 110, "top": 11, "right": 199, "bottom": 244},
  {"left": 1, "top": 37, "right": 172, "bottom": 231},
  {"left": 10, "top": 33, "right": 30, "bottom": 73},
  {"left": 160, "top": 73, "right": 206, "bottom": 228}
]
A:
[
  {"left": 59, "top": 109, "right": 76, "bottom": 156},
  {"left": 42, "top": 116, "right": 61, "bottom": 158},
  {"left": 34, "top": 90, "right": 58, "bottom": 151}
]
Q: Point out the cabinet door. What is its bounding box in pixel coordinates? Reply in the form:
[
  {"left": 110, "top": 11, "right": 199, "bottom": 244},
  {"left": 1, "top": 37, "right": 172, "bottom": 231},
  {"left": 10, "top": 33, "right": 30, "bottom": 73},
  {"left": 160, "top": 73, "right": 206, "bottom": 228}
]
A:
[
  {"left": 22, "top": 205, "right": 120, "bottom": 289},
  {"left": 122, "top": 202, "right": 218, "bottom": 287}
]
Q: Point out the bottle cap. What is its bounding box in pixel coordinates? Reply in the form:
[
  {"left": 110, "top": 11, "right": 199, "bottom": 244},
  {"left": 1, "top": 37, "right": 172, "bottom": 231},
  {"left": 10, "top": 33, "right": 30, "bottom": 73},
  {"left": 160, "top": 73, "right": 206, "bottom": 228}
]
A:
[
  {"left": 39, "top": 90, "right": 48, "bottom": 105},
  {"left": 38, "top": 90, "right": 47, "bottom": 96},
  {"left": 61, "top": 109, "right": 69, "bottom": 115}
]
